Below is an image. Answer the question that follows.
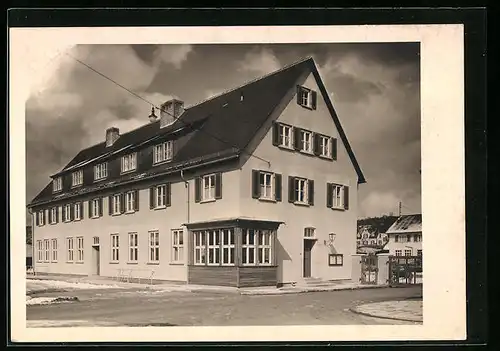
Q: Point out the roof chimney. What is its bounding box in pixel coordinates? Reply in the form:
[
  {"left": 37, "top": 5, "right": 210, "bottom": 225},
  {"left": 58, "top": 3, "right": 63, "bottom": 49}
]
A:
[
  {"left": 160, "top": 99, "right": 184, "bottom": 128},
  {"left": 148, "top": 106, "right": 158, "bottom": 123},
  {"left": 105, "top": 127, "right": 120, "bottom": 147}
]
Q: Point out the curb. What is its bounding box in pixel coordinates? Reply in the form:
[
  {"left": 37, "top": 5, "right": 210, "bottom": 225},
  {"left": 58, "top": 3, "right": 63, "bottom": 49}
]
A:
[
  {"left": 240, "top": 284, "right": 390, "bottom": 296},
  {"left": 348, "top": 307, "right": 422, "bottom": 323}
]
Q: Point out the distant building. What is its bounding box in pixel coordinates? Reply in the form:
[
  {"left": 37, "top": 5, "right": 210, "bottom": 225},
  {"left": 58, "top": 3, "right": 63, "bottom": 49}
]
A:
[{"left": 385, "top": 214, "right": 422, "bottom": 256}]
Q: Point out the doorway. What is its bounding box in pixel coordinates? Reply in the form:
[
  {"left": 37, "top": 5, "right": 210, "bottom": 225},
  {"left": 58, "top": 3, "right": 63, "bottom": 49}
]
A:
[
  {"left": 303, "top": 240, "right": 315, "bottom": 277},
  {"left": 92, "top": 246, "right": 100, "bottom": 276}
]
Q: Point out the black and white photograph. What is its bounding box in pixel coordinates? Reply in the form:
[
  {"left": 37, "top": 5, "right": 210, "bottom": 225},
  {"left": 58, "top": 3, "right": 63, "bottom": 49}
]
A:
[{"left": 10, "top": 24, "right": 467, "bottom": 343}]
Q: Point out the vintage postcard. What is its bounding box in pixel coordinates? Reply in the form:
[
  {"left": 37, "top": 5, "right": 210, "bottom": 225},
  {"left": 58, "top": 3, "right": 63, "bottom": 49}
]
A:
[{"left": 10, "top": 24, "right": 466, "bottom": 342}]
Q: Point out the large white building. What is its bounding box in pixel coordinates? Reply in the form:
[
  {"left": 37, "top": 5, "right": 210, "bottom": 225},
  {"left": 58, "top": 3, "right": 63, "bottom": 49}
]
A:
[
  {"left": 385, "top": 214, "right": 422, "bottom": 257},
  {"left": 28, "top": 57, "right": 366, "bottom": 287}
]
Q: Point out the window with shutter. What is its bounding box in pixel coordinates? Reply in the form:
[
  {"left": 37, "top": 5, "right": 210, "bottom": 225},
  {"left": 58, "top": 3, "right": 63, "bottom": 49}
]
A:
[
  {"left": 308, "top": 179, "right": 314, "bottom": 206},
  {"left": 344, "top": 186, "right": 349, "bottom": 210},
  {"left": 252, "top": 170, "right": 260, "bottom": 199},
  {"left": 296, "top": 86, "right": 316, "bottom": 110},
  {"left": 166, "top": 183, "right": 171, "bottom": 207},
  {"left": 288, "top": 176, "right": 295, "bottom": 203},
  {"left": 331, "top": 138, "right": 338, "bottom": 160},
  {"left": 134, "top": 190, "right": 139, "bottom": 211},
  {"left": 271, "top": 122, "right": 279, "bottom": 146},
  {"left": 274, "top": 173, "right": 282, "bottom": 202}
]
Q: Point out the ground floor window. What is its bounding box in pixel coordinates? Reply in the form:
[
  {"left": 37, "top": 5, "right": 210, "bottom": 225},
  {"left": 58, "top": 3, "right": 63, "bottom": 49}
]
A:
[
  {"left": 149, "top": 231, "right": 160, "bottom": 263},
  {"left": 171, "top": 229, "right": 183, "bottom": 263},
  {"left": 395, "top": 249, "right": 402, "bottom": 256},
  {"left": 36, "top": 240, "right": 43, "bottom": 262},
  {"left": 328, "top": 254, "right": 343, "bottom": 266},
  {"left": 192, "top": 227, "right": 274, "bottom": 267},
  {"left": 43, "top": 239, "right": 50, "bottom": 262},
  {"left": 51, "top": 239, "right": 58, "bottom": 262},
  {"left": 128, "top": 232, "right": 138, "bottom": 262},
  {"left": 77, "top": 237, "right": 84, "bottom": 262},
  {"left": 404, "top": 249, "right": 412, "bottom": 256},
  {"left": 110, "top": 234, "right": 119, "bottom": 262},
  {"left": 66, "top": 237, "right": 74, "bottom": 262}
]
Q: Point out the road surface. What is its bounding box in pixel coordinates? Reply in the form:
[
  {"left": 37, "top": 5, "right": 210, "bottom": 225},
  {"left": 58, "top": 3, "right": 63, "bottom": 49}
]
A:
[{"left": 27, "top": 285, "right": 422, "bottom": 326}]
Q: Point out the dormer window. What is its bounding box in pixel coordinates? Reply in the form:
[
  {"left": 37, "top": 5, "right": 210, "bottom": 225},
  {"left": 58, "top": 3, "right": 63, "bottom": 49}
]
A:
[
  {"left": 121, "top": 153, "right": 137, "bottom": 173},
  {"left": 53, "top": 177, "right": 62, "bottom": 192},
  {"left": 94, "top": 162, "right": 108, "bottom": 181},
  {"left": 296, "top": 85, "right": 317, "bottom": 110},
  {"left": 71, "top": 170, "right": 83, "bottom": 187},
  {"left": 153, "top": 141, "right": 173, "bottom": 164}
]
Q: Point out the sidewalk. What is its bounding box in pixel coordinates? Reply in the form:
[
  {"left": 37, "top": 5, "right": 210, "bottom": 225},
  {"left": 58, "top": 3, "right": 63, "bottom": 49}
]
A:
[
  {"left": 350, "top": 300, "right": 423, "bottom": 323},
  {"left": 26, "top": 274, "right": 390, "bottom": 296}
]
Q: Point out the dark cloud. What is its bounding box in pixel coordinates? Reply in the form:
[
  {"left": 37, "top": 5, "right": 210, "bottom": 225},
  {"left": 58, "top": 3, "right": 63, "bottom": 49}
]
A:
[{"left": 26, "top": 43, "right": 421, "bottom": 221}]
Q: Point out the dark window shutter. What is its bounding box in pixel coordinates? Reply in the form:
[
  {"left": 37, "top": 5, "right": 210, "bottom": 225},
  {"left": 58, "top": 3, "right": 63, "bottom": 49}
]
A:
[
  {"left": 275, "top": 173, "right": 282, "bottom": 202},
  {"left": 120, "top": 194, "right": 125, "bottom": 213},
  {"left": 313, "top": 134, "right": 320, "bottom": 156},
  {"left": 311, "top": 91, "right": 317, "bottom": 110},
  {"left": 44, "top": 210, "right": 47, "bottom": 224},
  {"left": 56, "top": 207, "right": 59, "bottom": 223},
  {"left": 134, "top": 190, "right": 139, "bottom": 211},
  {"left": 252, "top": 170, "right": 260, "bottom": 199},
  {"left": 308, "top": 180, "right": 315, "bottom": 206},
  {"left": 194, "top": 177, "right": 201, "bottom": 203},
  {"left": 344, "top": 186, "right": 349, "bottom": 210},
  {"left": 149, "top": 187, "right": 155, "bottom": 209},
  {"left": 35, "top": 212, "right": 39, "bottom": 226},
  {"left": 108, "top": 196, "right": 113, "bottom": 215},
  {"left": 272, "top": 122, "right": 279, "bottom": 146},
  {"left": 288, "top": 176, "right": 295, "bottom": 203},
  {"left": 326, "top": 183, "right": 333, "bottom": 208},
  {"left": 215, "top": 172, "right": 222, "bottom": 199},
  {"left": 331, "top": 138, "right": 337, "bottom": 160},
  {"left": 99, "top": 197, "right": 103, "bottom": 217},
  {"left": 88, "top": 200, "right": 92, "bottom": 218},
  {"left": 70, "top": 204, "right": 74, "bottom": 221},
  {"left": 165, "top": 183, "right": 171, "bottom": 207},
  {"left": 294, "top": 128, "right": 301, "bottom": 150},
  {"left": 296, "top": 85, "right": 302, "bottom": 104}
]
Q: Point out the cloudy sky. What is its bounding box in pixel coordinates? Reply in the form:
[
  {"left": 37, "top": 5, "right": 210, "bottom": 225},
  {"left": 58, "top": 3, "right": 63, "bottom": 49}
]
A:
[{"left": 25, "top": 43, "right": 420, "bottom": 222}]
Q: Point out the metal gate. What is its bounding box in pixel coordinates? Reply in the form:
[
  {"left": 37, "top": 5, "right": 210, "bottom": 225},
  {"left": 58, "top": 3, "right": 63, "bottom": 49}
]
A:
[
  {"left": 360, "top": 254, "right": 378, "bottom": 284},
  {"left": 388, "top": 256, "right": 422, "bottom": 286}
]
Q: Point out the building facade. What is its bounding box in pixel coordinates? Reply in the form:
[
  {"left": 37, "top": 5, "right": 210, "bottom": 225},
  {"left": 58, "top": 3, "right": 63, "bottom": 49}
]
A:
[
  {"left": 384, "top": 214, "right": 422, "bottom": 257},
  {"left": 28, "top": 57, "right": 366, "bottom": 287}
]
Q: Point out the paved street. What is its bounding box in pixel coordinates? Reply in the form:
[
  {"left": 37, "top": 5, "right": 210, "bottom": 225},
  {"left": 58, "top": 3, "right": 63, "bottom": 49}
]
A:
[{"left": 27, "top": 285, "right": 422, "bottom": 326}]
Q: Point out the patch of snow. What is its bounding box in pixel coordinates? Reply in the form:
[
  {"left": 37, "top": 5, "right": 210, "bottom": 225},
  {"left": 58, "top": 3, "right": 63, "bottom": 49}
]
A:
[{"left": 27, "top": 279, "right": 124, "bottom": 290}]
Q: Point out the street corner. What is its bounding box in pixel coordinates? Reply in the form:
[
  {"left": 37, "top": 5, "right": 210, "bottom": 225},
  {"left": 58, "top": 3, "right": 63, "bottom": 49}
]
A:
[{"left": 349, "top": 299, "right": 423, "bottom": 323}]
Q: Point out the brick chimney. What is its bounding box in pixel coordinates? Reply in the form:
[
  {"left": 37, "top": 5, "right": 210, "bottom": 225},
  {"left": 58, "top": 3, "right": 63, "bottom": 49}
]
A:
[
  {"left": 105, "top": 127, "right": 120, "bottom": 147},
  {"left": 160, "top": 99, "right": 184, "bottom": 128}
]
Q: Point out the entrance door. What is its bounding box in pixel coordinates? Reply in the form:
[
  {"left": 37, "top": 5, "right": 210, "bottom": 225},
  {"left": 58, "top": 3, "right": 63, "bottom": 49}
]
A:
[
  {"left": 303, "top": 240, "right": 314, "bottom": 277},
  {"left": 92, "top": 246, "right": 100, "bottom": 276}
]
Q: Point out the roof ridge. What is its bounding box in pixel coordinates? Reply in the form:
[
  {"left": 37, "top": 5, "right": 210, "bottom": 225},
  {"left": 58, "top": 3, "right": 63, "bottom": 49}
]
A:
[{"left": 184, "top": 56, "right": 314, "bottom": 109}]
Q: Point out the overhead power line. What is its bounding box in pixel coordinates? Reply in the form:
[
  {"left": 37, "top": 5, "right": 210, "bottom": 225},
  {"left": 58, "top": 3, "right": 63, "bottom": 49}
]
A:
[{"left": 65, "top": 52, "right": 271, "bottom": 166}]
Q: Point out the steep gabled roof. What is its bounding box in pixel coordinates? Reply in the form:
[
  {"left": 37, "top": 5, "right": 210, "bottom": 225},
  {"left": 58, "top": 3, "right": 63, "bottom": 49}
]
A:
[
  {"left": 386, "top": 214, "right": 422, "bottom": 234},
  {"left": 29, "top": 57, "right": 365, "bottom": 207}
]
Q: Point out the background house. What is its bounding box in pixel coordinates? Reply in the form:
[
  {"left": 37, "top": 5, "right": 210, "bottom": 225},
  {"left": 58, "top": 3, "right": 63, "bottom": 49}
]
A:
[
  {"left": 356, "top": 215, "right": 397, "bottom": 254},
  {"left": 384, "top": 214, "right": 422, "bottom": 256}
]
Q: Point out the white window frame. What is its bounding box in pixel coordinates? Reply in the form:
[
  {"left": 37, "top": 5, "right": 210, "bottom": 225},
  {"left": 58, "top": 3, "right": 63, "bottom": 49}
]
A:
[
  {"left": 193, "top": 231, "right": 206, "bottom": 265},
  {"left": 36, "top": 240, "right": 43, "bottom": 262},
  {"left": 257, "top": 230, "right": 272, "bottom": 265},
  {"left": 171, "top": 229, "right": 184, "bottom": 263},
  {"left": 278, "top": 124, "right": 293, "bottom": 148},
  {"left": 241, "top": 229, "right": 257, "bottom": 266},
  {"left": 76, "top": 237, "right": 84, "bottom": 262},
  {"left": 74, "top": 202, "right": 81, "bottom": 220},
  {"left": 125, "top": 191, "right": 135, "bottom": 213},
  {"left": 395, "top": 249, "right": 402, "bottom": 256},
  {"left": 319, "top": 135, "right": 331, "bottom": 158},
  {"left": 155, "top": 185, "right": 166, "bottom": 208},
  {"left": 121, "top": 153, "right": 137, "bottom": 173},
  {"left": 71, "top": 170, "right": 83, "bottom": 187},
  {"left": 53, "top": 177, "right": 62, "bottom": 192},
  {"left": 110, "top": 234, "right": 120, "bottom": 262},
  {"left": 63, "top": 204, "right": 71, "bottom": 222},
  {"left": 153, "top": 141, "right": 173, "bottom": 164},
  {"left": 91, "top": 198, "right": 100, "bottom": 218},
  {"left": 50, "top": 207, "right": 57, "bottom": 224},
  {"left": 113, "top": 194, "right": 121, "bottom": 215},
  {"left": 148, "top": 231, "right": 160, "bottom": 263},
  {"left": 294, "top": 178, "right": 308, "bottom": 204},
  {"left": 300, "top": 130, "right": 313, "bottom": 153},
  {"left": 221, "top": 229, "right": 235, "bottom": 266},
  {"left": 128, "top": 232, "right": 138, "bottom": 262},
  {"left": 94, "top": 162, "right": 108, "bottom": 181},
  {"left": 43, "top": 239, "right": 50, "bottom": 262},
  {"left": 259, "top": 172, "right": 274, "bottom": 200},
  {"left": 202, "top": 174, "right": 216, "bottom": 201},
  {"left": 299, "top": 87, "right": 313, "bottom": 108},
  {"left": 404, "top": 249, "right": 412, "bottom": 257},
  {"left": 304, "top": 227, "right": 315, "bottom": 238},
  {"left": 207, "top": 229, "right": 221, "bottom": 266},
  {"left": 66, "top": 237, "right": 74, "bottom": 262},
  {"left": 51, "top": 239, "right": 58, "bottom": 262},
  {"left": 331, "top": 184, "right": 344, "bottom": 209},
  {"left": 38, "top": 211, "right": 45, "bottom": 226}
]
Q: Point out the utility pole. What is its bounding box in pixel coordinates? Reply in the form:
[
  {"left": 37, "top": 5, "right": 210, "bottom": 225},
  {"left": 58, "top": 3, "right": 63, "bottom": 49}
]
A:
[{"left": 398, "top": 201, "right": 402, "bottom": 216}]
